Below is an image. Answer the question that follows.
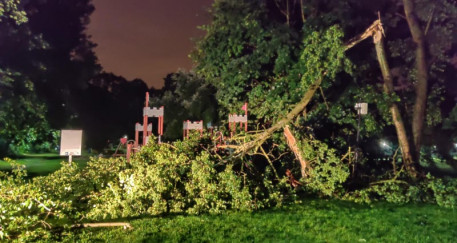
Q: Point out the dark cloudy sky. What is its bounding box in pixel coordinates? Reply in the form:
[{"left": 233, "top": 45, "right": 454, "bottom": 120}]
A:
[{"left": 87, "top": 0, "right": 213, "bottom": 88}]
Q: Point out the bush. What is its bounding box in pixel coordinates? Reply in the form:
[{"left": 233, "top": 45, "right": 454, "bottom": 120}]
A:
[
  {"left": 86, "top": 137, "right": 255, "bottom": 219},
  {"left": 424, "top": 175, "right": 457, "bottom": 208},
  {"left": 343, "top": 175, "right": 457, "bottom": 208},
  {"left": 298, "top": 136, "right": 351, "bottom": 197},
  {"left": 0, "top": 159, "right": 64, "bottom": 241}
]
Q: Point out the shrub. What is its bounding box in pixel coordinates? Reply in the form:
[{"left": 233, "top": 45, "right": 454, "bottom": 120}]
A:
[
  {"left": 343, "top": 175, "right": 457, "bottom": 208},
  {"left": 0, "top": 159, "right": 64, "bottom": 241},
  {"left": 298, "top": 137, "right": 350, "bottom": 197},
  {"left": 86, "top": 137, "right": 255, "bottom": 219}
]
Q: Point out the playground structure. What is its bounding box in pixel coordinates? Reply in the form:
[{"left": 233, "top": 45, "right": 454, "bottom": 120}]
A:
[
  {"left": 122, "top": 92, "right": 164, "bottom": 161},
  {"left": 134, "top": 123, "right": 152, "bottom": 147},
  {"left": 142, "top": 92, "right": 164, "bottom": 143},
  {"left": 120, "top": 92, "right": 249, "bottom": 161},
  {"left": 183, "top": 120, "right": 204, "bottom": 139},
  {"left": 228, "top": 103, "right": 248, "bottom": 137}
]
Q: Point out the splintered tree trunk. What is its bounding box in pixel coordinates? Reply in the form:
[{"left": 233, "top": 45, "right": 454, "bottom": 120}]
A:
[
  {"left": 403, "top": 0, "right": 428, "bottom": 161},
  {"left": 373, "top": 30, "right": 418, "bottom": 178},
  {"left": 284, "top": 125, "right": 308, "bottom": 178}
]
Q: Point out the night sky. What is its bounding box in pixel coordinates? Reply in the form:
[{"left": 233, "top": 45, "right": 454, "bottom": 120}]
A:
[{"left": 87, "top": 0, "right": 213, "bottom": 88}]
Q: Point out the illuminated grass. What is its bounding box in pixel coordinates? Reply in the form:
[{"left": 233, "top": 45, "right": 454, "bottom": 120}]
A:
[
  {"left": 0, "top": 154, "right": 88, "bottom": 176},
  {"left": 67, "top": 199, "right": 457, "bottom": 242}
]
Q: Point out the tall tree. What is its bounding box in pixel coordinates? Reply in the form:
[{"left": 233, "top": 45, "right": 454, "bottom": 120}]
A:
[
  {"left": 0, "top": 0, "right": 57, "bottom": 155},
  {"left": 1, "top": 0, "right": 100, "bottom": 128}
]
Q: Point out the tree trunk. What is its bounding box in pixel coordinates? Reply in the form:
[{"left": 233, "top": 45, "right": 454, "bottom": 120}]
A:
[
  {"left": 403, "top": 0, "right": 428, "bottom": 161},
  {"left": 299, "top": 0, "right": 305, "bottom": 23},
  {"left": 372, "top": 28, "right": 418, "bottom": 178}
]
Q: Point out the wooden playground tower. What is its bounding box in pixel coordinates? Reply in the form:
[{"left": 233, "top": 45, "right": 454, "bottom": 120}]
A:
[{"left": 126, "top": 92, "right": 164, "bottom": 161}]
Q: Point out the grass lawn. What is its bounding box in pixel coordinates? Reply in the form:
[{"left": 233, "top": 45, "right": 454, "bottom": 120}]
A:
[
  {"left": 67, "top": 199, "right": 457, "bottom": 243},
  {"left": 0, "top": 153, "right": 89, "bottom": 176}
]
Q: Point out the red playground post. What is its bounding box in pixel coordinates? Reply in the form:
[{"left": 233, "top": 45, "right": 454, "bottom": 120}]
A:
[
  {"left": 126, "top": 143, "right": 133, "bottom": 162},
  {"left": 142, "top": 92, "right": 150, "bottom": 145}
]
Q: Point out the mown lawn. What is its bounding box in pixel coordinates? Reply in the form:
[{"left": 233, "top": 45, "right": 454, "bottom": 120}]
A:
[
  {"left": 66, "top": 199, "right": 457, "bottom": 243},
  {"left": 0, "top": 153, "right": 88, "bottom": 176}
]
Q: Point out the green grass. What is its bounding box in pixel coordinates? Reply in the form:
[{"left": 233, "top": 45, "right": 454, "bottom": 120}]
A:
[
  {"left": 66, "top": 199, "right": 457, "bottom": 243},
  {"left": 0, "top": 153, "right": 88, "bottom": 176}
]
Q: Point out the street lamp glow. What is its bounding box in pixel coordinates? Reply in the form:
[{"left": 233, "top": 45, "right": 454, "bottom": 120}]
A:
[{"left": 379, "top": 140, "right": 389, "bottom": 148}]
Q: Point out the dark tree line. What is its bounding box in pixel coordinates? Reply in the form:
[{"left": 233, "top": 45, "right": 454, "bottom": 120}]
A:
[{"left": 0, "top": 0, "right": 156, "bottom": 154}]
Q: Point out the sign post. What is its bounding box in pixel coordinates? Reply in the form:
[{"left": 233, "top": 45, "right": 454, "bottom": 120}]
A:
[{"left": 60, "top": 130, "right": 82, "bottom": 164}]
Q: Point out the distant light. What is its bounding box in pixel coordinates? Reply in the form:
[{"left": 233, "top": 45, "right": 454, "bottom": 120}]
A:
[
  {"left": 454, "top": 143, "right": 457, "bottom": 148},
  {"left": 123, "top": 135, "right": 128, "bottom": 139},
  {"left": 379, "top": 140, "right": 390, "bottom": 149}
]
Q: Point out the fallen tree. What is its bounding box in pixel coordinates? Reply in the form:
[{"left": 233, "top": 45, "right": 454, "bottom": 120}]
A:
[{"left": 230, "top": 20, "right": 383, "bottom": 156}]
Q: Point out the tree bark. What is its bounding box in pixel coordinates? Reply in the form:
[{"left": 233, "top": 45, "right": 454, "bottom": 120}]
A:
[
  {"left": 372, "top": 27, "right": 418, "bottom": 178},
  {"left": 299, "top": 0, "right": 305, "bottom": 23},
  {"left": 403, "top": 0, "right": 428, "bottom": 161}
]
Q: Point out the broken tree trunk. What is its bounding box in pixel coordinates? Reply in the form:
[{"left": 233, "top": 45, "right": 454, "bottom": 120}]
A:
[
  {"left": 344, "top": 19, "right": 384, "bottom": 51},
  {"left": 372, "top": 20, "right": 418, "bottom": 178},
  {"left": 284, "top": 125, "right": 308, "bottom": 178}
]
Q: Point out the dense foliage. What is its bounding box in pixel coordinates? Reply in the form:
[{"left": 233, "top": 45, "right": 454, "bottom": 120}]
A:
[{"left": 0, "top": 137, "right": 290, "bottom": 240}]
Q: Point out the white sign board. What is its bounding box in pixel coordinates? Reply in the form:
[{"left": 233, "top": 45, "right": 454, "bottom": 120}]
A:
[
  {"left": 60, "top": 130, "right": 82, "bottom": 156},
  {"left": 229, "top": 114, "right": 248, "bottom": 123},
  {"left": 355, "top": 103, "right": 368, "bottom": 115},
  {"left": 135, "top": 123, "right": 152, "bottom": 132},
  {"left": 183, "top": 121, "right": 203, "bottom": 130},
  {"left": 144, "top": 106, "right": 164, "bottom": 117}
]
